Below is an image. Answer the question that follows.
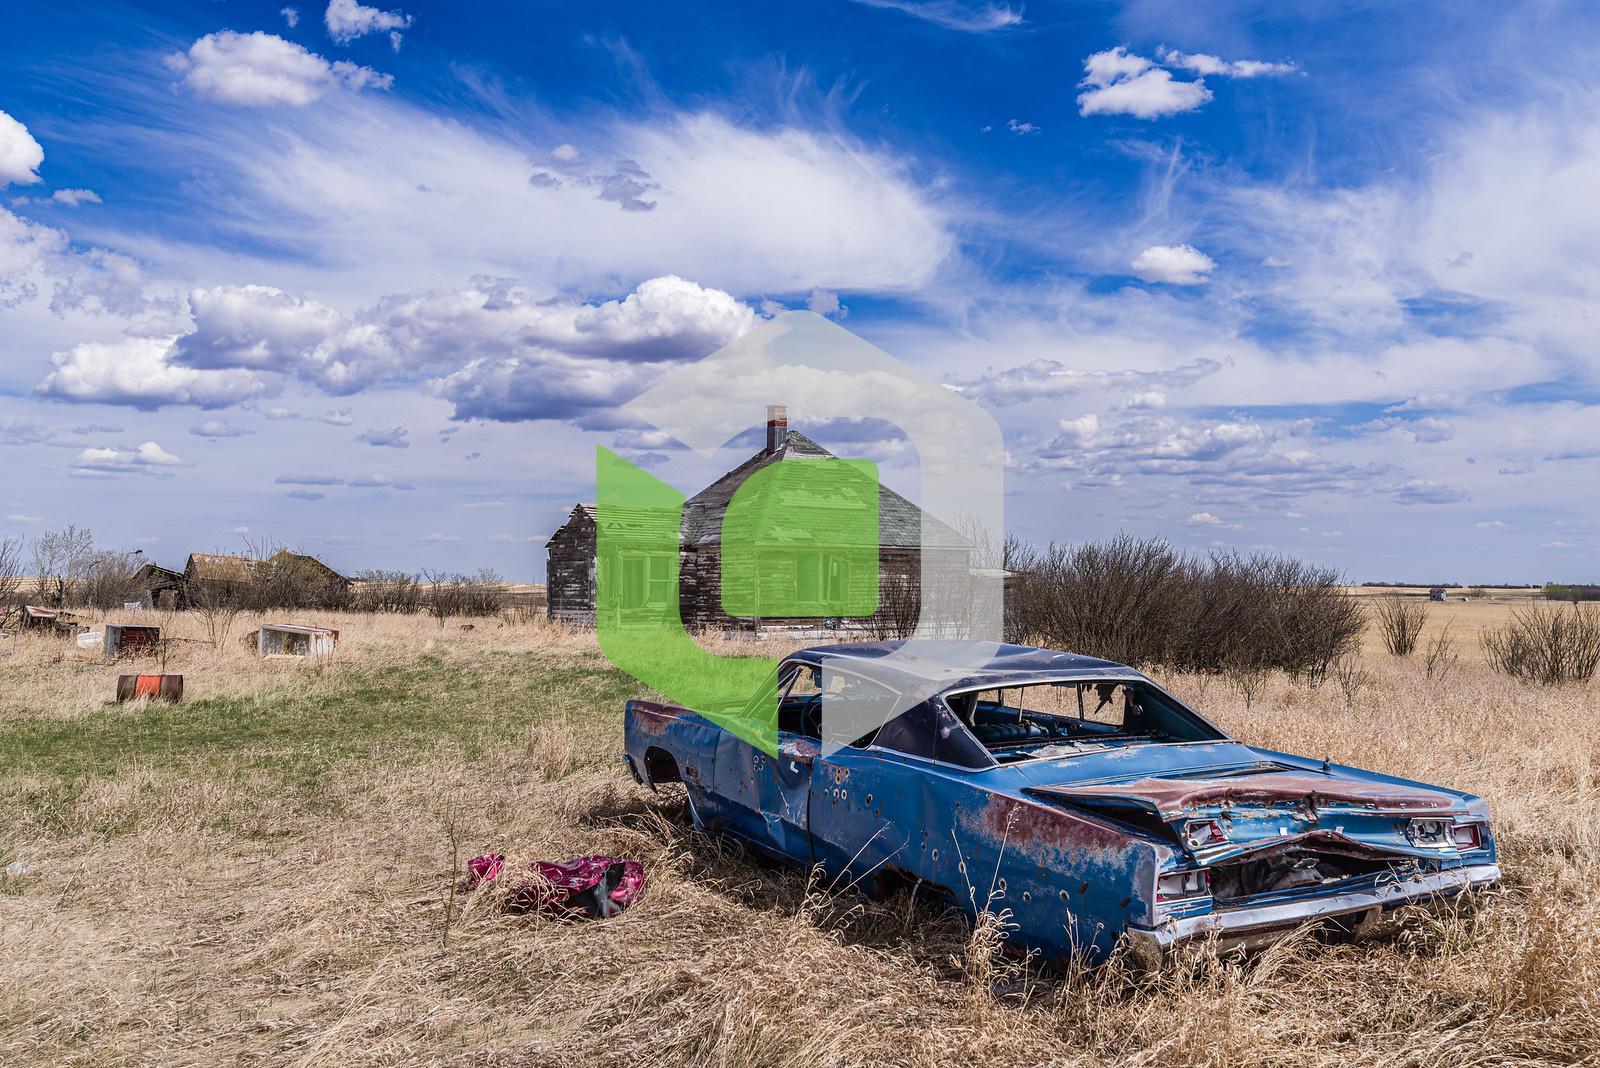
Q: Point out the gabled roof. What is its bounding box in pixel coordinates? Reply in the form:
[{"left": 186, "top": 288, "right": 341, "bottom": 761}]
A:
[
  {"left": 186, "top": 553, "right": 253, "bottom": 583},
  {"left": 681, "top": 430, "right": 969, "bottom": 551}
]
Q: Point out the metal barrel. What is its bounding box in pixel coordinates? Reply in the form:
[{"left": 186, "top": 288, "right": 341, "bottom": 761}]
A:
[{"left": 115, "top": 675, "right": 184, "bottom": 702}]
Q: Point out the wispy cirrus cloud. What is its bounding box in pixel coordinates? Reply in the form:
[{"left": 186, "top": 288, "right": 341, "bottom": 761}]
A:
[{"left": 846, "top": 0, "right": 1021, "bottom": 32}]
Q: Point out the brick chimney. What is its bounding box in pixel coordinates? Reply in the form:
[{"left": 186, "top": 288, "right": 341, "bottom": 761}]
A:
[{"left": 765, "top": 404, "right": 788, "bottom": 455}]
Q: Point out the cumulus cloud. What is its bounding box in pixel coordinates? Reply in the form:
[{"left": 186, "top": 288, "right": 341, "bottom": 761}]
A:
[
  {"left": 34, "top": 337, "right": 271, "bottom": 410},
  {"left": 38, "top": 275, "right": 759, "bottom": 421},
  {"left": 1188, "top": 512, "right": 1242, "bottom": 529},
  {"left": 1078, "top": 48, "right": 1211, "bottom": 119},
  {"left": 72, "top": 441, "right": 184, "bottom": 475},
  {"left": 807, "top": 287, "right": 848, "bottom": 318},
  {"left": 48, "top": 189, "right": 100, "bottom": 206},
  {"left": 356, "top": 426, "right": 409, "bottom": 447},
  {"left": 165, "top": 31, "right": 393, "bottom": 106},
  {"left": 0, "top": 111, "right": 44, "bottom": 187},
  {"left": 1132, "top": 244, "right": 1217, "bottom": 285},
  {"left": 845, "top": 0, "right": 1021, "bottom": 31},
  {"left": 174, "top": 284, "right": 345, "bottom": 370},
  {"left": 324, "top": 0, "right": 413, "bottom": 48},
  {"left": 1077, "top": 46, "right": 1296, "bottom": 119}
]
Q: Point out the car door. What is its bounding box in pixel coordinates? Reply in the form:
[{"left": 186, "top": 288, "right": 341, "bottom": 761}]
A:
[
  {"left": 709, "top": 664, "right": 818, "bottom": 864},
  {"left": 809, "top": 686, "right": 996, "bottom": 898}
]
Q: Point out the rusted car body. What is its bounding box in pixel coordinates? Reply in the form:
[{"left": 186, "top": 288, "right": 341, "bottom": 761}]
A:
[{"left": 623, "top": 641, "right": 1498, "bottom": 964}]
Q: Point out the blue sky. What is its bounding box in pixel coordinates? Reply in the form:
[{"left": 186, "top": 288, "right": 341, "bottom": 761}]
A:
[{"left": 2, "top": 0, "right": 1598, "bottom": 582}]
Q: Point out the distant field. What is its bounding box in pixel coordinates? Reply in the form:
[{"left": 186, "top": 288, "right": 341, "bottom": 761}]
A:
[
  {"left": 1, "top": 607, "right": 1597, "bottom": 1065},
  {"left": 1343, "top": 587, "right": 1549, "bottom": 660}
]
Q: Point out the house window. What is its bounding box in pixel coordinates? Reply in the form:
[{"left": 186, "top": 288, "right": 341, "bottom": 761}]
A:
[
  {"left": 621, "top": 555, "right": 674, "bottom": 609},
  {"left": 796, "top": 552, "right": 851, "bottom": 607}
]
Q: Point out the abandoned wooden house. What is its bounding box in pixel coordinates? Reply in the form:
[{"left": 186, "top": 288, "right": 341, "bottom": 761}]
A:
[
  {"left": 546, "top": 406, "right": 972, "bottom": 636},
  {"left": 179, "top": 550, "right": 351, "bottom": 607}
]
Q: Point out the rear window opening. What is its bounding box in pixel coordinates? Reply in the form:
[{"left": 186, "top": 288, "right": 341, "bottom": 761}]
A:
[{"left": 944, "top": 680, "right": 1224, "bottom": 761}]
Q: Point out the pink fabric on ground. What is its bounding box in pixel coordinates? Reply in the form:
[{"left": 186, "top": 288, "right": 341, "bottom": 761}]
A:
[{"left": 467, "top": 854, "right": 644, "bottom": 917}]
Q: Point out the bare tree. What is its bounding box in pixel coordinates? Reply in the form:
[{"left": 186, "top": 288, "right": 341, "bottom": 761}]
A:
[
  {"left": 79, "top": 549, "right": 145, "bottom": 610},
  {"left": 30, "top": 525, "right": 94, "bottom": 607},
  {"left": 0, "top": 535, "right": 22, "bottom": 608}
]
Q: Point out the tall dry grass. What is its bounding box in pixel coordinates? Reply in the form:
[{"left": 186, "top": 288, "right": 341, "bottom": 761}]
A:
[{"left": 1, "top": 611, "right": 1598, "bottom": 1065}]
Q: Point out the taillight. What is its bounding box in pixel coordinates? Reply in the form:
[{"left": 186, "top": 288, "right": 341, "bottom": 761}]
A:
[
  {"left": 1157, "top": 869, "right": 1211, "bottom": 901},
  {"left": 1405, "top": 818, "right": 1451, "bottom": 847},
  {"left": 1182, "top": 819, "right": 1229, "bottom": 850},
  {"left": 1452, "top": 823, "right": 1482, "bottom": 850}
]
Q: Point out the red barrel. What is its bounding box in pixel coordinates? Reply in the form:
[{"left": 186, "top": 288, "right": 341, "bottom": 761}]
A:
[{"left": 116, "top": 675, "right": 183, "bottom": 702}]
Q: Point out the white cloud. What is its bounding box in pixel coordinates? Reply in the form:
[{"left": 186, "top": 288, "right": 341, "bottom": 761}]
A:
[
  {"left": 320, "top": 409, "right": 355, "bottom": 426},
  {"left": 0, "top": 420, "right": 52, "bottom": 446},
  {"left": 72, "top": 441, "right": 184, "bottom": 474},
  {"left": 954, "top": 357, "right": 1221, "bottom": 407},
  {"left": 49, "top": 189, "right": 100, "bottom": 207},
  {"left": 286, "top": 489, "right": 326, "bottom": 501},
  {"left": 34, "top": 337, "right": 271, "bottom": 410},
  {"left": 1006, "top": 119, "right": 1039, "bottom": 135},
  {"left": 189, "top": 420, "right": 251, "bottom": 438},
  {"left": 6, "top": 514, "right": 44, "bottom": 524},
  {"left": 1078, "top": 48, "right": 1211, "bottom": 119},
  {"left": 281, "top": 7, "right": 300, "bottom": 28},
  {"left": 174, "top": 284, "right": 343, "bottom": 370},
  {"left": 356, "top": 426, "right": 409, "bottom": 448},
  {"left": 1188, "top": 511, "right": 1240, "bottom": 528},
  {"left": 1119, "top": 391, "right": 1167, "bottom": 410},
  {"left": 165, "top": 31, "right": 393, "bottom": 106},
  {"left": 324, "top": 0, "right": 413, "bottom": 48},
  {"left": 349, "top": 473, "right": 413, "bottom": 489},
  {"left": 1132, "top": 244, "right": 1216, "bottom": 285},
  {"left": 1155, "top": 47, "right": 1299, "bottom": 79},
  {"left": 807, "top": 287, "right": 848, "bottom": 318},
  {"left": 230, "top": 525, "right": 251, "bottom": 534},
  {"left": 0, "top": 111, "right": 44, "bottom": 187},
  {"left": 845, "top": 0, "right": 1021, "bottom": 31}
]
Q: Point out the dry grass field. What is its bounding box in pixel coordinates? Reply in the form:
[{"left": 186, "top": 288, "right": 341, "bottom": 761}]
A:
[{"left": 1, "top": 604, "right": 1598, "bottom": 1066}]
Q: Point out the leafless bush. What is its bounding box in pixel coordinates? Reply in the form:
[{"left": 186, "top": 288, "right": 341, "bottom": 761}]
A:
[
  {"left": 1482, "top": 603, "right": 1600, "bottom": 684},
  {"left": 1331, "top": 656, "right": 1372, "bottom": 707},
  {"left": 1006, "top": 534, "right": 1364, "bottom": 680},
  {"left": 0, "top": 535, "right": 22, "bottom": 608},
  {"left": 423, "top": 569, "right": 509, "bottom": 622},
  {"left": 1424, "top": 623, "right": 1459, "bottom": 682},
  {"left": 1373, "top": 595, "right": 1426, "bottom": 656},
  {"left": 189, "top": 576, "right": 242, "bottom": 649},
  {"left": 77, "top": 549, "right": 145, "bottom": 610},
  {"left": 354, "top": 570, "right": 424, "bottom": 614},
  {"left": 240, "top": 537, "right": 354, "bottom": 611}
]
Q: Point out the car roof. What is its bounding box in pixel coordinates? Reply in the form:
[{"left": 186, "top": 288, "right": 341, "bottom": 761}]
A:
[{"left": 786, "top": 641, "right": 1142, "bottom": 695}]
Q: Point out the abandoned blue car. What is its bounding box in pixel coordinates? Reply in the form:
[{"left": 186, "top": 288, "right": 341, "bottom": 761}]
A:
[{"left": 622, "top": 641, "right": 1499, "bottom": 964}]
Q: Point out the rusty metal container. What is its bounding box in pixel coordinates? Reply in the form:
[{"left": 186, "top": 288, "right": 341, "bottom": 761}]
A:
[{"left": 115, "top": 675, "right": 183, "bottom": 703}]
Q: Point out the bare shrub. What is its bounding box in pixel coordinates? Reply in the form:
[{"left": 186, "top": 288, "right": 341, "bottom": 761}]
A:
[
  {"left": 1424, "top": 622, "right": 1459, "bottom": 682},
  {"left": 423, "top": 568, "right": 509, "bottom": 623},
  {"left": 1007, "top": 535, "right": 1364, "bottom": 680},
  {"left": 0, "top": 534, "right": 22, "bottom": 607},
  {"left": 77, "top": 548, "right": 145, "bottom": 610},
  {"left": 1482, "top": 602, "right": 1600, "bottom": 684},
  {"left": 190, "top": 576, "right": 242, "bottom": 649},
  {"left": 1373, "top": 595, "right": 1426, "bottom": 656},
  {"left": 29, "top": 525, "right": 94, "bottom": 607},
  {"left": 354, "top": 570, "right": 424, "bottom": 614},
  {"left": 1331, "top": 655, "right": 1372, "bottom": 707}
]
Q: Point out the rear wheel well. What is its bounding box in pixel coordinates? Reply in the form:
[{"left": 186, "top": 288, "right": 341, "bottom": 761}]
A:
[{"left": 642, "top": 746, "right": 682, "bottom": 785}]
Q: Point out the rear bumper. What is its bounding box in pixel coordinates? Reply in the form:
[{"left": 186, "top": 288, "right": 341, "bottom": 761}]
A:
[{"left": 1125, "top": 862, "right": 1499, "bottom": 961}]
